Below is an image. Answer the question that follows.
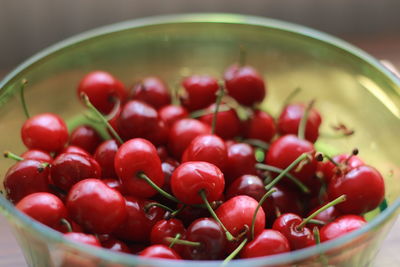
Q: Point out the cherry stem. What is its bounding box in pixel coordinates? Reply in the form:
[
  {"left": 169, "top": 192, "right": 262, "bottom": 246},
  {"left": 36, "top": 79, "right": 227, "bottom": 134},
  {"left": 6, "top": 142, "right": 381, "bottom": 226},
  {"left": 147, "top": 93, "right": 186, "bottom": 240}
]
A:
[
  {"left": 345, "top": 148, "right": 359, "bottom": 165},
  {"left": 242, "top": 139, "right": 270, "bottom": 150},
  {"left": 323, "top": 154, "right": 339, "bottom": 167},
  {"left": 136, "top": 172, "right": 181, "bottom": 204},
  {"left": 81, "top": 93, "right": 124, "bottom": 145},
  {"left": 239, "top": 45, "right": 246, "bottom": 67},
  {"left": 282, "top": 87, "right": 301, "bottom": 110},
  {"left": 189, "top": 105, "right": 230, "bottom": 118},
  {"left": 166, "top": 235, "right": 201, "bottom": 248},
  {"left": 144, "top": 202, "right": 175, "bottom": 214},
  {"left": 222, "top": 238, "right": 248, "bottom": 265},
  {"left": 37, "top": 162, "right": 50, "bottom": 173},
  {"left": 3, "top": 151, "right": 24, "bottom": 161},
  {"left": 313, "top": 226, "right": 321, "bottom": 244},
  {"left": 19, "top": 79, "right": 30, "bottom": 119},
  {"left": 256, "top": 163, "right": 310, "bottom": 193},
  {"left": 308, "top": 219, "right": 326, "bottom": 226},
  {"left": 199, "top": 190, "right": 234, "bottom": 242},
  {"left": 298, "top": 99, "right": 315, "bottom": 140},
  {"left": 60, "top": 218, "right": 72, "bottom": 233},
  {"left": 297, "top": 195, "right": 346, "bottom": 230},
  {"left": 168, "top": 233, "right": 180, "bottom": 248},
  {"left": 211, "top": 84, "right": 226, "bottom": 135},
  {"left": 250, "top": 188, "right": 277, "bottom": 240}
]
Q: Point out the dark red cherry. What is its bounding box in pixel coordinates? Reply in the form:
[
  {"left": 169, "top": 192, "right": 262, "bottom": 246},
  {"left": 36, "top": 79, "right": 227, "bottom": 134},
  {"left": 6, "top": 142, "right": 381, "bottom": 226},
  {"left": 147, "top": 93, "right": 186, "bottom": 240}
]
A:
[
  {"left": 139, "top": 244, "right": 181, "bottom": 260},
  {"left": 66, "top": 179, "right": 127, "bottom": 234},
  {"left": 145, "top": 119, "right": 169, "bottom": 146},
  {"left": 69, "top": 125, "right": 102, "bottom": 154},
  {"left": 61, "top": 146, "right": 91, "bottom": 157},
  {"left": 176, "top": 204, "right": 211, "bottom": 227},
  {"left": 278, "top": 103, "right": 322, "bottom": 143},
  {"left": 64, "top": 232, "right": 101, "bottom": 247},
  {"left": 226, "top": 174, "right": 266, "bottom": 201},
  {"left": 171, "top": 161, "right": 225, "bottom": 205},
  {"left": 243, "top": 110, "right": 276, "bottom": 143},
  {"left": 320, "top": 215, "right": 366, "bottom": 242},
  {"left": 16, "top": 192, "right": 67, "bottom": 228},
  {"left": 159, "top": 105, "right": 188, "bottom": 127},
  {"left": 241, "top": 229, "right": 290, "bottom": 258},
  {"left": 78, "top": 71, "right": 127, "bottom": 114},
  {"left": 21, "top": 113, "right": 68, "bottom": 153},
  {"left": 4, "top": 160, "right": 50, "bottom": 203},
  {"left": 224, "top": 143, "right": 257, "bottom": 183},
  {"left": 328, "top": 165, "right": 385, "bottom": 214},
  {"left": 224, "top": 64, "right": 266, "bottom": 106},
  {"left": 132, "top": 76, "right": 171, "bottom": 109},
  {"left": 101, "top": 238, "right": 130, "bottom": 253},
  {"left": 150, "top": 218, "right": 186, "bottom": 246},
  {"left": 181, "top": 75, "right": 219, "bottom": 111},
  {"left": 94, "top": 139, "right": 119, "bottom": 179},
  {"left": 161, "top": 159, "right": 179, "bottom": 193},
  {"left": 20, "top": 150, "right": 52, "bottom": 163},
  {"left": 114, "top": 138, "right": 164, "bottom": 198},
  {"left": 51, "top": 152, "right": 101, "bottom": 191},
  {"left": 200, "top": 104, "right": 241, "bottom": 139},
  {"left": 168, "top": 119, "right": 211, "bottom": 159}
]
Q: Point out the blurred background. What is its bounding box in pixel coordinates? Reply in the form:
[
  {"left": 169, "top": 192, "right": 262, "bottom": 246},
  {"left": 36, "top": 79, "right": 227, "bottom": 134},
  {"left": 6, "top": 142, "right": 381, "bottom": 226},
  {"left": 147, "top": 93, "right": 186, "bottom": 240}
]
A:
[{"left": 1, "top": 0, "right": 399, "bottom": 71}]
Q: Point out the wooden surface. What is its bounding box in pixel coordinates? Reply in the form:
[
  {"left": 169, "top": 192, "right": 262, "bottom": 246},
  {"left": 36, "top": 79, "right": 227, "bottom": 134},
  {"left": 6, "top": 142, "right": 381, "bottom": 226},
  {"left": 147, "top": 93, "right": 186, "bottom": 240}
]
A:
[{"left": 0, "top": 36, "right": 399, "bottom": 266}]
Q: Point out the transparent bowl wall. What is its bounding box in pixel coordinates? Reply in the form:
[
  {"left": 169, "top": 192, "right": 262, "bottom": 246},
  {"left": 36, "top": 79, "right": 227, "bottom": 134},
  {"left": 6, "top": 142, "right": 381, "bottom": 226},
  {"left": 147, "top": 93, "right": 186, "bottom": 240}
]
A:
[{"left": 0, "top": 14, "right": 400, "bottom": 267}]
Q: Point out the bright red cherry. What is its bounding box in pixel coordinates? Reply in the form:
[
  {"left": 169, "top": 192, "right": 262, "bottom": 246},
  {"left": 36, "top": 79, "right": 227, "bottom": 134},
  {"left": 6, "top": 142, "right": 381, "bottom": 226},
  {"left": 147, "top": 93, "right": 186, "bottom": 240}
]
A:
[
  {"left": 94, "top": 139, "right": 119, "bottom": 179},
  {"left": 181, "top": 75, "right": 219, "bottom": 111},
  {"left": 224, "top": 143, "right": 257, "bottom": 183},
  {"left": 150, "top": 218, "right": 186, "bottom": 246},
  {"left": 171, "top": 161, "right": 225, "bottom": 205},
  {"left": 318, "top": 153, "right": 364, "bottom": 184},
  {"left": 278, "top": 103, "right": 322, "bottom": 143},
  {"left": 16, "top": 192, "right": 66, "bottom": 228},
  {"left": 241, "top": 229, "right": 290, "bottom": 258},
  {"left": 20, "top": 149, "right": 52, "bottom": 163},
  {"left": 320, "top": 215, "right": 366, "bottom": 242},
  {"left": 64, "top": 232, "right": 101, "bottom": 247},
  {"left": 114, "top": 138, "right": 164, "bottom": 198},
  {"left": 224, "top": 64, "right": 266, "bottom": 106},
  {"left": 4, "top": 160, "right": 50, "bottom": 203},
  {"left": 243, "top": 110, "right": 276, "bottom": 143},
  {"left": 328, "top": 165, "right": 385, "bottom": 214},
  {"left": 66, "top": 179, "right": 127, "bottom": 234},
  {"left": 61, "top": 145, "right": 91, "bottom": 157},
  {"left": 200, "top": 104, "right": 241, "bottom": 139},
  {"left": 78, "top": 71, "right": 127, "bottom": 114},
  {"left": 139, "top": 244, "right": 181, "bottom": 260},
  {"left": 69, "top": 125, "right": 102, "bottom": 154},
  {"left": 132, "top": 76, "right": 171, "bottom": 109},
  {"left": 21, "top": 113, "right": 69, "bottom": 152},
  {"left": 159, "top": 105, "right": 188, "bottom": 127}
]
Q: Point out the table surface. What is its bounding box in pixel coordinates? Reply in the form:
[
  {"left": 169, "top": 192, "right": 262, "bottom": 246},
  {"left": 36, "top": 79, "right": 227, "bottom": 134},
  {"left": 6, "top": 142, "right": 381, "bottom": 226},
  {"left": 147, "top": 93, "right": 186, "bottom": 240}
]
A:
[{"left": 0, "top": 35, "right": 399, "bottom": 267}]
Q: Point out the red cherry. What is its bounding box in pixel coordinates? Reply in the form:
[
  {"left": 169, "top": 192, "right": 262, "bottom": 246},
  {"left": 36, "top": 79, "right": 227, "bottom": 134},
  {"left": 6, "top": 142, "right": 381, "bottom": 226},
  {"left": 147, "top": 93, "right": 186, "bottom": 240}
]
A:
[
  {"left": 16, "top": 192, "right": 66, "bottom": 228},
  {"left": 226, "top": 174, "right": 266, "bottom": 201},
  {"left": 160, "top": 159, "right": 179, "bottom": 193},
  {"left": 278, "top": 103, "right": 322, "bottom": 143},
  {"left": 64, "top": 232, "right": 101, "bottom": 247},
  {"left": 114, "top": 138, "right": 164, "bottom": 198},
  {"left": 145, "top": 119, "right": 169, "bottom": 146},
  {"left": 53, "top": 217, "right": 83, "bottom": 233},
  {"left": 139, "top": 244, "right": 181, "bottom": 260},
  {"left": 78, "top": 71, "right": 127, "bottom": 114},
  {"left": 200, "top": 104, "right": 241, "bottom": 139},
  {"left": 241, "top": 229, "right": 290, "bottom": 258},
  {"left": 94, "top": 139, "right": 119, "bottom": 179},
  {"left": 318, "top": 153, "right": 364, "bottom": 184},
  {"left": 176, "top": 204, "right": 211, "bottom": 227},
  {"left": 66, "top": 179, "right": 127, "bottom": 234},
  {"left": 4, "top": 160, "right": 50, "bottom": 203},
  {"left": 224, "top": 64, "right": 266, "bottom": 106},
  {"left": 132, "top": 77, "right": 171, "bottom": 109},
  {"left": 159, "top": 105, "right": 188, "bottom": 127},
  {"left": 150, "top": 218, "right": 186, "bottom": 246},
  {"left": 243, "top": 110, "right": 276, "bottom": 143},
  {"left": 101, "top": 238, "right": 130, "bottom": 253},
  {"left": 181, "top": 75, "right": 219, "bottom": 111},
  {"left": 61, "top": 145, "right": 91, "bottom": 157},
  {"left": 113, "top": 196, "right": 165, "bottom": 243},
  {"left": 171, "top": 161, "right": 225, "bottom": 205},
  {"left": 168, "top": 119, "right": 211, "bottom": 159},
  {"left": 320, "top": 215, "right": 366, "bottom": 242},
  {"left": 328, "top": 165, "right": 385, "bottom": 214},
  {"left": 157, "top": 146, "right": 169, "bottom": 161},
  {"left": 51, "top": 152, "right": 101, "bottom": 191},
  {"left": 20, "top": 150, "right": 53, "bottom": 163},
  {"left": 306, "top": 205, "right": 341, "bottom": 229},
  {"left": 21, "top": 113, "right": 68, "bottom": 152},
  {"left": 102, "top": 179, "right": 124, "bottom": 194},
  {"left": 224, "top": 143, "right": 257, "bottom": 183},
  {"left": 69, "top": 125, "right": 102, "bottom": 154}
]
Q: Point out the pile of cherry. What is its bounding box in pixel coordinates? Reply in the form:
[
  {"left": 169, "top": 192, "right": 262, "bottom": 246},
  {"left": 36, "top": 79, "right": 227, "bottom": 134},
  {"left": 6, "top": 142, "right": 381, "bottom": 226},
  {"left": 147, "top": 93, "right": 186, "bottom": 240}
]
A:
[{"left": 3, "top": 61, "right": 386, "bottom": 263}]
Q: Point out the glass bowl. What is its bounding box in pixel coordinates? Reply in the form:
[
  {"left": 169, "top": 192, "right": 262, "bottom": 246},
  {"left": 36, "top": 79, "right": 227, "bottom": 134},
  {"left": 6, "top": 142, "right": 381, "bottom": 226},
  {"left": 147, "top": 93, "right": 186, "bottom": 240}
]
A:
[{"left": 1, "top": 13, "right": 400, "bottom": 267}]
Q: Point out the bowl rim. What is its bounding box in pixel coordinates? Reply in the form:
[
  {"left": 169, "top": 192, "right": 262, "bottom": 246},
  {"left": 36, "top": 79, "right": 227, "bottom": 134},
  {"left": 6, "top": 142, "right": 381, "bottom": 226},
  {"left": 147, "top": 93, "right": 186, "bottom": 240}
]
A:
[{"left": 1, "top": 13, "right": 400, "bottom": 266}]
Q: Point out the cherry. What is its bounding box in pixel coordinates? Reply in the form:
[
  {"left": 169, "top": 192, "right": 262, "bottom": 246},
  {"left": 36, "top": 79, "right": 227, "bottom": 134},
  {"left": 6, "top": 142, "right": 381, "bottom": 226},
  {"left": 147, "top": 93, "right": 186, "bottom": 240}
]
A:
[
  {"left": 168, "top": 118, "right": 211, "bottom": 159},
  {"left": 159, "top": 105, "right": 188, "bottom": 127},
  {"left": 160, "top": 159, "right": 179, "bottom": 193},
  {"left": 53, "top": 217, "right": 83, "bottom": 233},
  {"left": 224, "top": 64, "right": 266, "bottom": 106},
  {"left": 150, "top": 218, "right": 186, "bottom": 247},
  {"left": 94, "top": 139, "right": 119, "bottom": 179},
  {"left": 114, "top": 138, "right": 164, "bottom": 198},
  {"left": 69, "top": 125, "right": 102, "bottom": 154},
  {"left": 64, "top": 232, "right": 101, "bottom": 247},
  {"left": 306, "top": 205, "right": 341, "bottom": 229},
  {"left": 61, "top": 145, "right": 91, "bottom": 157},
  {"left": 113, "top": 196, "right": 165, "bottom": 243},
  {"left": 66, "top": 179, "right": 127, "bottom": 234},
  {"left": 20, "top": 150, "right": 53, "bottom": 163},
  {"left": 157, "top": 146, "right": 169, "bottom": 161},
  {"left": 176, "top": 205, "right": 211, "bottom": 227},
  {"left": 226, "top": 174, "right": 266, "bottom": 201},
  {"left": 328, "top": 165, "right": 385, "bottom": 214},
  {"left": 16, "top": 192, "right": 66, "bottom": 228},
  {"left": 171, "top": 161, "right": 224, "bottom": 205},
  {"left": 4, "top": 159, "right": 50, "bottom": 203},
  {"left": 182, "top": 218, "right": 226, "bottom": 260},
  {"left": 243, "top": 110, "right": 276, "bottom": 143},
  {"left": 51, "top": 152, "right": 101, "bottom": 191},
  {"left": 224, "top": 142, "right": 257, "bottom": 183},
  {"left": 318, "top": 152, "right": 364, "bottom": 184},
  {"left": 181, "top": 75, "right": 219, "bottom": 111},
  {"left": 132, "top": 76, "right": 171, "bottom": 109},
  {"left": 182, "top": 134, "right": 228, "bottom": 171},
  {"left": 102, "top": 179, "right": 124, "bottom": 194},
  {"left": 241, "top": 229, "right": 290, "bottom": 258},
  {"left": 278, "top": 103, "right": 322, "bottom": 143},
  {"left": 101, "top": 238, "right": 130, "bottom": 253},
  {"left": 139, "top": 244, "right": 181, "bottom": 260},
  {"left": 320, "top": 215, "right": 366, "bottom": 242},
  {"left": 77, "top": 70, "right": 127, "bottom": 114},
  {"left": 21, "top": 113, "right": 68, "bottom": 152},
  {"left": 145, "top": 119, "right": 169, "bottom": 146},
  {"left": 200, "top": 104, "right": 241, "bottom": 139}
]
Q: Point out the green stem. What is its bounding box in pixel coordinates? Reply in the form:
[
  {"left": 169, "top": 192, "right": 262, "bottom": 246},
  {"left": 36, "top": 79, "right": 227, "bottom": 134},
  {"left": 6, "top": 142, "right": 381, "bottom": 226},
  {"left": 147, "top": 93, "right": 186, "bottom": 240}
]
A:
[
  {"left": 168, "top": 233, "right": 181, "bottom": 248},
  {"left": 189, "top": 105, "right": 230, "bottom": 118},
  {"left": 297, "top": 195, "right": 346, "bottom": 229},
  {"left": 298, "top": 99, "right": 315, "bottom": 140},
  {"left": 222, "top": 238, "right": 248, "bottom": 265},
  {"left": 144, "top": 202, "right": 175, "bottom": 213},
  {"left": 4, "top": 151, "right": 24, "bottom": 161},
  {"left": 166, "top": 236, "right": 201, "bottom": 248},
  {"left": 199, "top": 190, "right": 234, "bottom": 241},
  {"left": 81, "top": 93, "right": 123, "bottom": 145},
  {"left": 251, "top": 188, "right": 276, "bottom": 240},
  {"left": 137, "top": 172, "right": 181, "bottom": 204},
  {"left": 308, "top": 219, "right": 326, "bottom": 226},
  {"left": 211, "top": 84, "right": 225, "bottom": 135},
  {"left": 60, "top": 218, "right": 72, "bottom": 233},
  {"left": 242, "top": 139, "right": 270, "bottom": 150},
  {"left": 20, "top": 79, "right": 30, "bottom": 118},
  {"left": 282, "top": 87, "right": 301, "bottom": 109},
  {"left": 313, "top": 226, "right": 321, "bottom": 244}
]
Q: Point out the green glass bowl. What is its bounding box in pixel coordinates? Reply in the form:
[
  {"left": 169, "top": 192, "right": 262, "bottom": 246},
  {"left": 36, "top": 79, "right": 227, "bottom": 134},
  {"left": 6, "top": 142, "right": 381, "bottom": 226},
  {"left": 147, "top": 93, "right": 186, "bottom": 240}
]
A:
[{"left": 1, "top": 13, "right": 400, "bottom": 267}]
